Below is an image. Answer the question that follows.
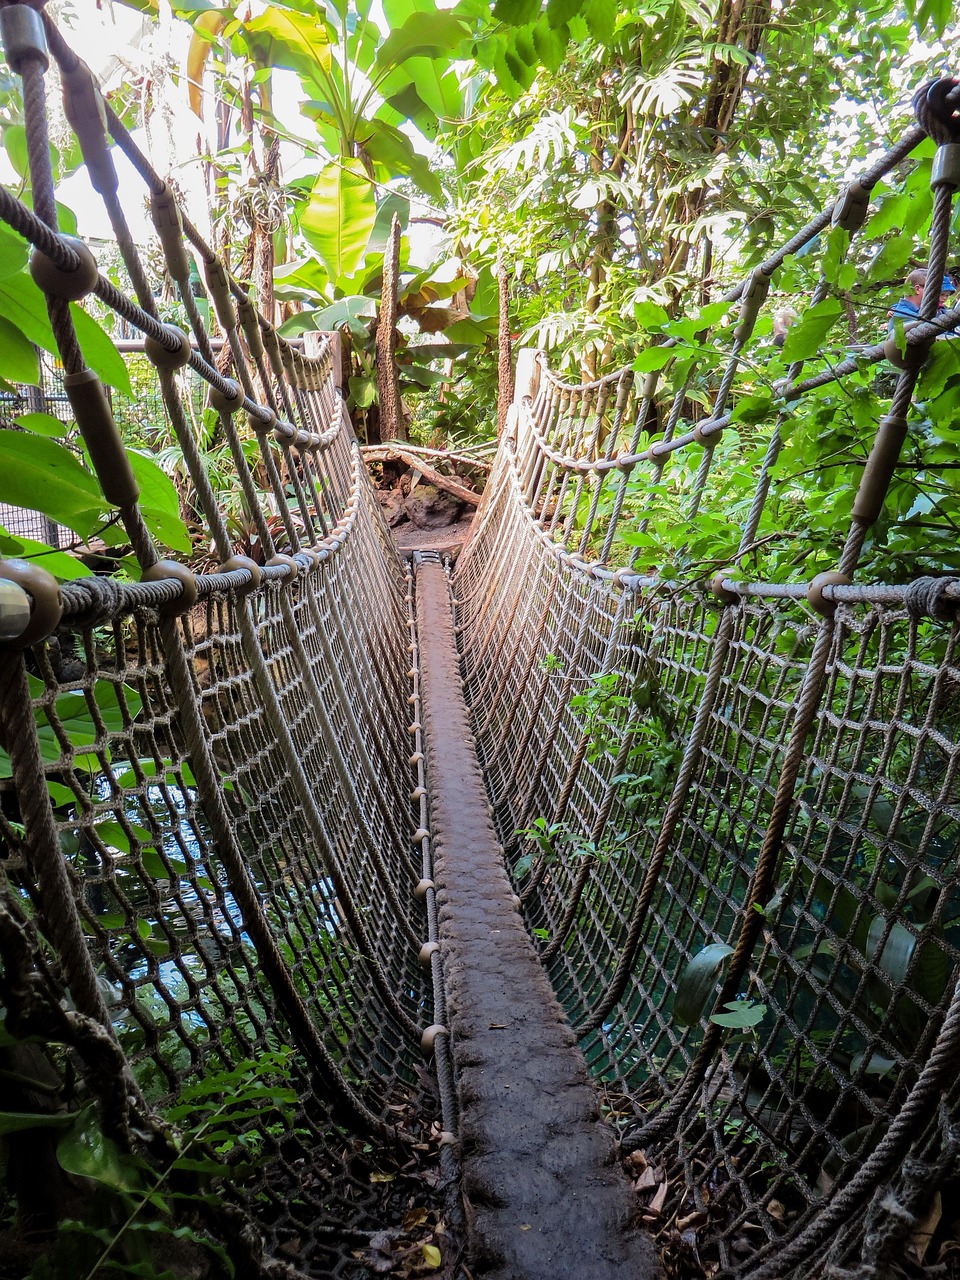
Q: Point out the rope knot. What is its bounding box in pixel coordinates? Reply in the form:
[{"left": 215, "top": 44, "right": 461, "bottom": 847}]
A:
[
  {"left": 60, "top": 574, "right": 126, "bottom": 628},
  {"left": 903, "top": 575, "right": 960, "bottom": 622},
  {"left": 913, "top": 78, "right": 960, "bottom": 144}
]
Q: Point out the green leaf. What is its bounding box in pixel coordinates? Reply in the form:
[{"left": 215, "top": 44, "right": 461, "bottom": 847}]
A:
[
  {"left": 672, "top": 942, "right": 734, "bottom": 1026},
  {"left": 57, "top": 1107, "right": 144, "bottom": 1191},
  {"left": 0, "top": 532, "right": 91, "bottom": 580},
  {"left": 0, "top": 430, "right": 111, "bottom": 538},
  {"left": 15, "top": 411, "right": 68, "bottom": 437},
  {"left": 780, "top": 298, "right": 843, "bottom": 362},
  {"left": 0, "top": 316, "right": 39, "bottom": 384},
  {"left": 710, "top": 999, "right": 766, "bottom": 1030},
  {"left": 0, "top": 272, "right": 57, "bottom": 350},
  {"left": 494, "top": 0, "right": 540, "bottom": 23},
  {"left": 301, "top": 160, "right": 377, "bottom": 281},
  {"left": 125, "top": 450, "right": 191, "bottom": 553},
  {"left": 0, "top": 221, "right": 28, "bottom": 280},
  {"left": 359, "top": 118, "right": 443, "bottom": 201},
  {"left": 582, "top": 0, "right": 614, "bottom": 42},
  {"left": 0, "top": 1110, "right": 77, "bottom": 1135},
  {"left": 241, "top": 6, "right": 332, "bottom": 77},
  {"left": 374, "top": 11, "right": 467, "bottom": 70},
  {"left": 632, "top": 345, "right": 675, "bottom": 373},
  {"left": 70, "top": 304, "right": 132, "bottom": 395}
]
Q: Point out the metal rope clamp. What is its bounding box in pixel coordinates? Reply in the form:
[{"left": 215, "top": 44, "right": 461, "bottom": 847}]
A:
[
  {"left": 29, "top": 234, "right": 98, "bottom": 302},
  {"left": 0, "top": 5, "right": 49, "bottom": 74},
  {"left": 806, "top": 570, "right": 852, "bottom": 617},
  {"left": 142, "top": 559, "right": 199, "bottom": 618},
  {"left": 220, "top": 555, "right": 262, "bottom": 597},
  {"left": 144, "top": 324, "right": 192, "bottom": 371},
  {"left": 0, "top": 559, "right": 63, "bottom": 648}
]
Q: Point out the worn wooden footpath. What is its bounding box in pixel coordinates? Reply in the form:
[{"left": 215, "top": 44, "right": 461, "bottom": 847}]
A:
[{"left": 415, "top": 557, "right": 656, "bottom": 1279}]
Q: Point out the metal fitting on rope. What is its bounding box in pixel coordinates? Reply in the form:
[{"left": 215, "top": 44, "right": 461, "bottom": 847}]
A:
[
  {"left": 273, "top": 419, "right": 296, "bottom": 444},
  {"left": 852, "top": 413, "right": 910, "bottom": 526},
  {"left": 202, "top": 257, "right": 237, "bottom": 331},
  {"left": 806, "top": 570, "right": 851, "bottom": 616},
  {"left": 711, "top": 572, "right": 740, "bottom": 606},
  {"left": 931, "top": 143, "right": 960, "bottom": 191},
  {"left": 420, "top": 1024, "right": 447, "bottom": 1056},
  {"left": 209, "top": 378, "right": 244, "bottom": 415},
  {"left": 279, "top": 340, "right": 299, "bottom": 387},
  {"left": 418, "top": 941, "right": 439, "bottom": 969},
  {"left": 266, "top": 552, "right": 299, "bottom": 581},
  {"left": 0, "top": 559, "right": 62, "bottom": 647},
  {"left": 914, "top": 78, "right": 960, "bottom": 145},
  {"left": 262, "top": 325, "right": 286, "bottom": 382},
  {"left": 62, "top": 60, "right": 117, "bottom": 197},
  {"left": 734, "top": 267, "right": 771, "bottom": 343},
  {"left": 30, "top": 235, "right": 98, "bottom": 302},
  {"left": 63, "top": 369, "right": 140, "bottom": 508},
  {"left": 144, "top": 324, "right": 191, "bottom": 370},
  {"left": 693, "top": 418, "right": 721, "bottom": 446},
  {"left": 237, "top": 296, "right": 264, "bottom": 361},
  {"left": 414, "top": 878, "right": 434, "bottom": 901},
  {"left": 831, "top": 180, "right": 871, "bottom": 232},
  {"left": 220, "top": 555, "right": 262, "bottom": 595},
  {"left": 883, "top": 325, "right": 931, "bottom": 371},
  {"left": 142, "top": 559, "right": 198, "bottom": 617},
  {"left": 149, "top": 185, "right": 191, "bottom": 285},
  {"left": 248, "top": 407, "right": 276, "bottom": 436},
  {"left": 0, "top": 5, "right": 49, "bottom": 72}
]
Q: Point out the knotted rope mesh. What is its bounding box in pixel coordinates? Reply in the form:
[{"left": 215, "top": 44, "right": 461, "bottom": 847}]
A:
[
  {"left": 453, "top": 82, "right": 960, "bottom": 1278},
  {"left": 0, "top": 8, "right": 455, "bottom": 1277}
]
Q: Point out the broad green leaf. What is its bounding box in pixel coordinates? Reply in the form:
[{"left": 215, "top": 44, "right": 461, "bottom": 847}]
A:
[
  {"left": 494, "top": 0, "right": 539, "bottom": 22},
  {"left": 672, "top": 942, "right": 734, "bottom": 1026},
  {"left": 374, "top": 11, "right": 467, "bottom": 70},
  {"left": 710, "top": 999, "right": 766, "bottom": 1030},
  {"left": 57, "top": 1107, "right": 144, "bottom": 1191},
  {"left": 632, "top": 345, "right": 675, "bottom": 373},
  {"left": 0, "top": 221, "right": 28, "bottom": 280},
  {"left": 93, "top": 819, "right": 157, "bottom": 854},
  {"left": 0, "top": 531, "right": 92, "bottom": 580},
  {"left": 867, "top": 915, "right": 915, "bottom": 986},
  {"left": 583, "top": 0, "right": 615, "bottom": 42},
  {"left": 0, "top": 430, "right": 110, "bottom": 538},
  {"left": 0, "top": 1110, "right": 77, "bottom": 1135},
  {"left": 70, "top": 304, "right": 132, "bottom": 395},
  {"left": 280, "top": 294, "right": 376, "bottom": 339},
  {"left": 0, "top": 272, "right": 57, "bottom": 349},
  {"left": 3, "top": 125, "right": 28, "bottom": 178},
  {"left": 780, "top": 298, "right": 843, "bottom": 362},
  {"left": 359, "top": 118, "right": 443, "bottom": 202},
  {"left": 241, "top": 7, "right": 332, "bottom": 77},
  {"left": 349, "top": 375, "right": 377, "bottom": 408},
  {"left": 126, "top": 450, "right": 191, "bottom": 553},
  {"left": 15, "top": 411, "right": 68, "bottom": 437},
  {"left": 0, "top": 316, "right": 39, "bottom": 384},
  {"left": 301, "top": 160, "right": 377, "bottom": 281}
]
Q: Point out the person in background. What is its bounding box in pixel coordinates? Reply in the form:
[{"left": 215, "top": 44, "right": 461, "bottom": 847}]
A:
[
  {"left": 888, "top": 267, "right": 955, "bottom": 330},
  {"left": 772, "top": 306, "right": 797, "bottom": 348}
]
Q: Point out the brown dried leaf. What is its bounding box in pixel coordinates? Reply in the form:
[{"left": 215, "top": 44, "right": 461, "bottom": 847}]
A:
[
  {"left": 909, "top": 1190, "right": 942, "bottom": 1264},
  {"left": 648, "top": 1182, "right": 668, "bottom": 1216}
]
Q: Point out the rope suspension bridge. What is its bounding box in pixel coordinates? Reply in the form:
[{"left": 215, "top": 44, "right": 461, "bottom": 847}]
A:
[{"left": 1, "top": 7, "right": 960, "bottom": 1277}]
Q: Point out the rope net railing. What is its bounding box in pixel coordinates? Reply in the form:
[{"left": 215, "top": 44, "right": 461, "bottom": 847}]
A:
[
  {"left": 453, "top": 81, "right": 960, "bottom": 1277},
  {"left": 0, "top": 8, "right": 456, "bottom": 1278}
]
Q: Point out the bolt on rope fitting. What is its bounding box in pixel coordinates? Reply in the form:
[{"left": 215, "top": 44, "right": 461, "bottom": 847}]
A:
[
  {"left": 220, "top": 555, "right": 262, "bottom": 595},
  {"left": 0, "top": 5, "right": 49, "bottom": 73},
  {"left": 237, "top": 296, "right": 264, "bottom": 361},
  {"left": 63, "top": 368, "right": 140, "bottom": 508},
  {"left": 150, "top": 185, "right": 191, "bottom": 286},
  {"left": 852, "top": 413, "right": 910, "bottom": 526},
  {"left": 30, "top": 234, "right": 98, "bottom": 301},
  {"left": 144, "top": 324, "right": 191, "bottom": 370},
  {"left": 266, "top": 553, "right": 299, "bottom": 581},
  {"left": 914, "top": 77, "right": 960, "bottom": 145},
  {"left": 0, "top": 559, "right": 62, "bottom": 647},
  {"left": 209, "top": 378, "right": 244, "bottom": 415},
  {"left": 62, "top": 60, "right": 117, "bottom": 197},
  {"left": 733, "top": 266, "right": 771, "bottom": 344},
  {"left": 201, "top": 257, "right": 237, "bottom": 331},
  {"left": 832, "top": 181, "right": 871, "bottom": 232},
  {"left": 931, "top": 143, "right": 960, "bottom": 191},
  {"left": 806, "top": 570, "right": 852, "bottom": 617},
  {"left": 711, "top": 572, "right": 740, "bottom": 606},
  {"left": 142, "top": 560, "right": 198, "bottom": 617}
]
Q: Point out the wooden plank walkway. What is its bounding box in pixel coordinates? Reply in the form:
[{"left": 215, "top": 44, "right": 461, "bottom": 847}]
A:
[{"left": 415, "top": 557, "right": 656, "bottom": 1280}]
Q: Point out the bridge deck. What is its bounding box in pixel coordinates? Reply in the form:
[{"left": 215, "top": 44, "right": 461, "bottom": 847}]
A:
[{"left": 415, "top": 556, "right": 655, "bottom": 1279}]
